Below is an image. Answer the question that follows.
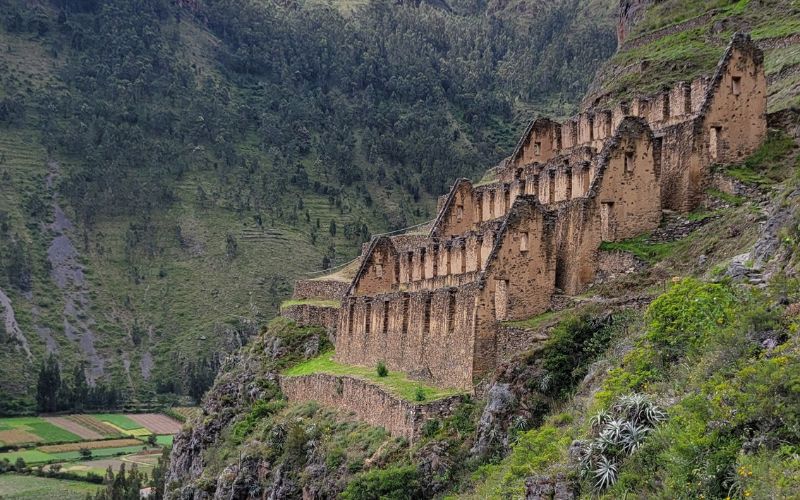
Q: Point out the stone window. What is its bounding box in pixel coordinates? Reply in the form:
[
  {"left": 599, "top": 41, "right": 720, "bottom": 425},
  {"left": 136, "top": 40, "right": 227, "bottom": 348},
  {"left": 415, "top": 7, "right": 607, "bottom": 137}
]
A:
[
  {"left": 534, "top": 142, "right": 542, "bottom": 156},
  {"left": 624, "top": 150, "right": 635, "bottom": 174},
  {"left": 520, "top": 232, "right": 529, "bottom": 252},
  {"left": 732, "top": 76, "right": 741, "bottom": 96},
  {"left": 375, "top": 263, "right": 383, "bottom": 278},
  {"left": 456, "top": 204, "right": 464, "bottom": 222}
]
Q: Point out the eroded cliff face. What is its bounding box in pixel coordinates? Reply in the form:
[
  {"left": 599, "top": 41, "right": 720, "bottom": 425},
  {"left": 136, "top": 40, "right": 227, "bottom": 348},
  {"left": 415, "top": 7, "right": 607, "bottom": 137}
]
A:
[{"left": 616, "top": 0, "right": 652, "bottom": 45}]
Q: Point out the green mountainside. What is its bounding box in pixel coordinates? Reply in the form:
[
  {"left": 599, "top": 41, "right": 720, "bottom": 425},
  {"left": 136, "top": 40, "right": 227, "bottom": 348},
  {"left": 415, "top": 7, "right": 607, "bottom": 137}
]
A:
[
  {"left": 163, "top": 0, "right": 800, "bottom": 498},
  {"left": 0, "top": 0, "right": 616, "bottom": 412}
]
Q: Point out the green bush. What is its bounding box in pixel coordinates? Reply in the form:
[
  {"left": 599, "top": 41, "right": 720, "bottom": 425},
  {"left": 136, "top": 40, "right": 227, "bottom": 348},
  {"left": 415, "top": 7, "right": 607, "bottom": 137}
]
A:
[
  {"left": 341, "top": 464, "right": 422, "bottom": 500},
  {"left": 414, "top": 386, "right": 425, "bottom": 402},
  {"left": 376, "top": 361, "right": 388, "bottom": 378},
  {"left": 541, "top": 310, "right": 626, "bottom": 399}
]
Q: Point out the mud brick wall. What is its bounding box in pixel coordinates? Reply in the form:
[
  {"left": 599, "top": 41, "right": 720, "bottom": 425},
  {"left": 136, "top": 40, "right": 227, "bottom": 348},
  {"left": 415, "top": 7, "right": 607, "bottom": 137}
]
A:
[
  {"left": 279, "top": 374, "right": 463, "bottom": 441},
  {"left": 292, "top": 279, "right": 349, "bottom": 300}
]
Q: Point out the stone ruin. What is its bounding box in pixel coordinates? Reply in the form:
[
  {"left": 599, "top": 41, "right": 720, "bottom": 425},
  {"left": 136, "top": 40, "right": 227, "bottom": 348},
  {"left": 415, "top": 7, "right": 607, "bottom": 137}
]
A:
[{"left": 278, "top": 33, "right": 767, "bottom": 437}]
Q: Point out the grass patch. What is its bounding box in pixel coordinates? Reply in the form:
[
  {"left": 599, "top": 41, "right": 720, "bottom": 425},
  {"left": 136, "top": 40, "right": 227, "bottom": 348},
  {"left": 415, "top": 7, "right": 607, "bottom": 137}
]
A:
[
  {"left": 724, "top": 130, "right": 798, "bottom": 185},
  {"left": 48, "top": 445, "right": 151, "bottom": 462},
  {"left": 155, "top": 434, "right": 174, "bottom": 446},
  {"left": 599, "top": 234, "right": 678, "bottom": 263},
  {"left": 283, "top": 351, "right": 463, "bottom": 402},
  {"left": 280, "top": 298, "right": 341, "bottom": 310},
  {"left": 502, "top": 310, "right": 560, "bottom": 331},
  {"left": 707, "top": 188, "right": 746, "bottom": 206}
]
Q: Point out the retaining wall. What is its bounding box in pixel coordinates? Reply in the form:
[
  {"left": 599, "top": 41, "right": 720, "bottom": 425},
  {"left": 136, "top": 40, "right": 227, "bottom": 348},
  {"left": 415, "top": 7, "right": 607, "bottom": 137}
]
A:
[{"left": 279, "top": 374, "right": 462, "bottom": 441}]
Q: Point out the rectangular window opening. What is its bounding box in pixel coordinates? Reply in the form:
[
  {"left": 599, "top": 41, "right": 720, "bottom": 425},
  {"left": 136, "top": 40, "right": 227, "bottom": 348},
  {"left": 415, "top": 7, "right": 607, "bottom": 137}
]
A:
[
  {"left": 534, "top": 142, "right": 542, "bottom": 156},
  {"left": 732, "top": 76, "right": 741, "bottom": 96},
  {"left": 624, "top": 150, "right": 635, "bottom": 174},
  {"left": 520, "top": 232, "right": 529, "bottom": 252}
]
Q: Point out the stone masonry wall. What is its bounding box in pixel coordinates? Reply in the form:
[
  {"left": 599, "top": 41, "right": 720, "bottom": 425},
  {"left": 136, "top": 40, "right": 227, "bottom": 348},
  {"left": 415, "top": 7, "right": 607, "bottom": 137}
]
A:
[
  {"left": 292, "top": 279, "right": 349, "bottom": 300},
  {"left": 279, "top": 374, "right": 463, "bottom": 441},
  {"left": 281, "top": 304, "right": 339, "bottom": 337},
  {"left": 336, "top": 284, "right": 479, "bottom": 389}
]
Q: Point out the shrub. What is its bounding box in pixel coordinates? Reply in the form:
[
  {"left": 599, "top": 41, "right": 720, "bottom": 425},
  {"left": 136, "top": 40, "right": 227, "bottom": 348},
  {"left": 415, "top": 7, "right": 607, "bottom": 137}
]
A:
[
  {"left": 341, "top": 464, "right": 422, "bottom": 500},
  {"left": 414, "top": 386, "right": 425, "bottom": 402},
  {"left": 376, "top": 361, "right": 388, "bottom": 377}
]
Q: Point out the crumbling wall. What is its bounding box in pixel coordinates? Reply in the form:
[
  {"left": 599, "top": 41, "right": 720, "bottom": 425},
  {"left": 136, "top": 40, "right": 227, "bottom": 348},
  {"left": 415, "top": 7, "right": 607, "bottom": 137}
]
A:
[{"left": 281, "top": 304, "right": 339, "bottom": 336}]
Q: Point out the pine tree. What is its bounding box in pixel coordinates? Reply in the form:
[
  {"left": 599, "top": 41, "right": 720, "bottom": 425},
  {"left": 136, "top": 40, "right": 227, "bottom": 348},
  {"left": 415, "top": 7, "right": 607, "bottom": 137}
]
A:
[{"left": 36, "top": 353, "right": 61, "bottom": 412}]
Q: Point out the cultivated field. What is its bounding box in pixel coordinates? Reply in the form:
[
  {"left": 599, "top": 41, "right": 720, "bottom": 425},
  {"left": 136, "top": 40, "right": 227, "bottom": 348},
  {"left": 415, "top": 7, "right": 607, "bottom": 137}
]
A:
[
  {"left": 0, "top": 474, "right": 100, "bottom": 500},
  {"left": 0, "top": 413, "right": 183, "bottom": 447},
  {"left": 127, "top": 413, "right": 182, "bottom": 434}
]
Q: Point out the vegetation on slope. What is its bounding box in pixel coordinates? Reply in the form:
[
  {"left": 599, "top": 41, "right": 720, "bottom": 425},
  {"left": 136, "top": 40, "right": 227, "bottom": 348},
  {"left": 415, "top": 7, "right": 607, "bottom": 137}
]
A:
[{"left": 590, "top": 0, "right": 800, "bottom": 111}]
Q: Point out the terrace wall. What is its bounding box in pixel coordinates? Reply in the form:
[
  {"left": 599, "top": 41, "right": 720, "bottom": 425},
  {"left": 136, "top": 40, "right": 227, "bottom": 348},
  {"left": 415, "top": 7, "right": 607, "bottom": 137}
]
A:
[{"left": 279, "top": 374, "right": 462, "bottom": 441}]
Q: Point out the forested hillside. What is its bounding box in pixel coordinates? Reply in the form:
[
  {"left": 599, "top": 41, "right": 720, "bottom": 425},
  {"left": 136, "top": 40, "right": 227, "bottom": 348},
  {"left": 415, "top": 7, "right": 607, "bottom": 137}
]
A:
[{"left": 0, "top": 0, "right": 616, "bottom": 412}]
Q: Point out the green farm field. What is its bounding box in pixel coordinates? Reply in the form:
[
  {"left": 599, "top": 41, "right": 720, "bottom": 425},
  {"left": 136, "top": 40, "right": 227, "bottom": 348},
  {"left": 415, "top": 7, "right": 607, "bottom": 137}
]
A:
[{"left": 0, "top": 474, "right": 101, "bottom": 500}]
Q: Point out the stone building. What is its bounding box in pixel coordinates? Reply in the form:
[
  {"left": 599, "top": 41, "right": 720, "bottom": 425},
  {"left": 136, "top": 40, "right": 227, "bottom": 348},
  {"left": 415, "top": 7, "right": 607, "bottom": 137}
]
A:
[{"left": 279, "top": 34, "right": 767, "bottom": 435}]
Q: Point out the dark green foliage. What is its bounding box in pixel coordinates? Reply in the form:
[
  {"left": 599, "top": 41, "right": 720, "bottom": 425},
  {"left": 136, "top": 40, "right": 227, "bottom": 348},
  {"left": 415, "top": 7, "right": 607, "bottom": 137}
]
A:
[
  {"left": 376, "top": 361, "right": 388, "bottom": 378},
  {"left": 340, "top": 464, "right": 423, "bottom": 500},
  {"left": 35, "top": 353, "right": 61, "bottom": 413},
  {"left": 36, "top": 353, "right": 122, "bottom": 412},
  {"left": 89, "top": 463, "right": 148, "bottom": 500},
  {"left": 541, "top": 311, "right": 624, "bottom": 399}
]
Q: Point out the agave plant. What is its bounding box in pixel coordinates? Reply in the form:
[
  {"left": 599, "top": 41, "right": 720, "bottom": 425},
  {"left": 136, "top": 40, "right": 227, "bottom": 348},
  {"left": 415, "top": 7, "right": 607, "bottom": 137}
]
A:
[
  {"left": 578, "top": 393, "right": 667, "bottom": 491},
  {"left": 593, "top": 455, "right": 618, "bottom": 490},
  {"left": 589, "top": 409, "right": 611, "bottom": 431},
  {"left": 644, "top": 403, "right": 667, "bottom": 426},
  {"left": 512, "top": 415, "right": 529, "bottom": 431},
  {"left": 620, "top": 421, "right": 650, "bottom": 455},
  {"left": 600, "top": 418, "right": 626, "bottom": 446}
]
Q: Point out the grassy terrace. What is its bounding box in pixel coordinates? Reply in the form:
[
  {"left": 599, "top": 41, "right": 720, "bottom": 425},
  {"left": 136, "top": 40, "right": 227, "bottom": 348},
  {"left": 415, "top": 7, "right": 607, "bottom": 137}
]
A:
[
  {"left": 280, "top": 298, "right": 342, "bottom": 310},
  {"left": 282, "top": 351, "right": 463, "bottom": 402}
]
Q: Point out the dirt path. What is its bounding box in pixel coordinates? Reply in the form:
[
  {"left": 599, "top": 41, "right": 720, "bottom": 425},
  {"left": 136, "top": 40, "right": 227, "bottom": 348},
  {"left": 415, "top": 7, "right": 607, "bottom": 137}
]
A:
[{"left": 41, "top": 416, "right": 103, "bottom": 440}]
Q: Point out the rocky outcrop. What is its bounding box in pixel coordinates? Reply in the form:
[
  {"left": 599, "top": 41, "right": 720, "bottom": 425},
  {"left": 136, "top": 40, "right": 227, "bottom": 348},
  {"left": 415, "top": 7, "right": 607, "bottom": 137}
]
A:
[
  {"left": 525, "top": 473, "right": 578, "bottom": 499},
  {"left": 617, "top": 0, "right": 652, "bottom": 45},
  {"left": 166, "top": 321, "right": 328, "bottom": 499}
]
